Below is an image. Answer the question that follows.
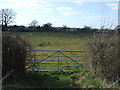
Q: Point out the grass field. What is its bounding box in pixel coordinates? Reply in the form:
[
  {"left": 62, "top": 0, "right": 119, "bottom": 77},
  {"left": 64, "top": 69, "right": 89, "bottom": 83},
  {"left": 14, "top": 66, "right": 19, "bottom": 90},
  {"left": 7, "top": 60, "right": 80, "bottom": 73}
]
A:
[
  {"left": 12, "top": 32, "right": 91, "bottom": 50},
  {"left": 11, "top": 32, "right": 91, "bottom": 71}
]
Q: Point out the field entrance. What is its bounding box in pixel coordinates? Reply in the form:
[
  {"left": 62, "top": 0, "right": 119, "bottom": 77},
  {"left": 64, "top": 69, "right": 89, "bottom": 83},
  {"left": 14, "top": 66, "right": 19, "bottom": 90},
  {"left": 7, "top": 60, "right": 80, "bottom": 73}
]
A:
[{"left": 27, "top": 50, "right": 90, "bottom": 72}]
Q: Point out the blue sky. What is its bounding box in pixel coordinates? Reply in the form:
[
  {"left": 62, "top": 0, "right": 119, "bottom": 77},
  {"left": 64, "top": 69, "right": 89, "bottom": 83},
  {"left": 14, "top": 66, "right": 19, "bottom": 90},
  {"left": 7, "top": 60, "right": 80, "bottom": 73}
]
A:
[{"left": 0, "top": 0, "right": 119, "bottom": 29}]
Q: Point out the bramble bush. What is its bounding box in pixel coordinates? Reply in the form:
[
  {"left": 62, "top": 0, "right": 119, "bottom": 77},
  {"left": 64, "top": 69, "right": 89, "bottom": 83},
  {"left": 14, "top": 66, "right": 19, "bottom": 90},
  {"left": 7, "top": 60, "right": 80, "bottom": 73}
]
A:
[{"left": 88, "top": 30, "right": 120, "bottom": 83}]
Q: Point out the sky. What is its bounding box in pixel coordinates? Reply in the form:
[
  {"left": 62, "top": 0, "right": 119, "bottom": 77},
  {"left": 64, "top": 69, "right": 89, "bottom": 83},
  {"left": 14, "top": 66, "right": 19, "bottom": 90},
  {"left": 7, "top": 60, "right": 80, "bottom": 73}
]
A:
[{"left": 0, "top": 0, "right": 119, "bottom": 29}]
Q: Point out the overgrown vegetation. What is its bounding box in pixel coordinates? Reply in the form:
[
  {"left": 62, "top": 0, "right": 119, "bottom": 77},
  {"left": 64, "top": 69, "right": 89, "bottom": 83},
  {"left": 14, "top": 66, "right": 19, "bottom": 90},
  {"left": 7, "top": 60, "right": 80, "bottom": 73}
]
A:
[
  {"left": 2, "top": 33, "right": 35, "bottom": 83},
  {"left": 88, "top": 30, "right": 120, "bottom": 84}
]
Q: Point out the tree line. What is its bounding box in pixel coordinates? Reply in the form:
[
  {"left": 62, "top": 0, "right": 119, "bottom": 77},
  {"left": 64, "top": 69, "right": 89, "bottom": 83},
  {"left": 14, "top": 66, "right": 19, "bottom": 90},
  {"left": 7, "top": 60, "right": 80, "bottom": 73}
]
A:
[{"left": 8, "top": 24, "right": 99, "bottom": 33}]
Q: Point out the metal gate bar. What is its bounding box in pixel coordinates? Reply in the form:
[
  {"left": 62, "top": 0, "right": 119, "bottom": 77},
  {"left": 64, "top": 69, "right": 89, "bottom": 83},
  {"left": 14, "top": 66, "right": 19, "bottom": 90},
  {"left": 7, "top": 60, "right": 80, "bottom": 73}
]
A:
[{"left": 28, "top": 50, "right": 90, "bottom": 71}]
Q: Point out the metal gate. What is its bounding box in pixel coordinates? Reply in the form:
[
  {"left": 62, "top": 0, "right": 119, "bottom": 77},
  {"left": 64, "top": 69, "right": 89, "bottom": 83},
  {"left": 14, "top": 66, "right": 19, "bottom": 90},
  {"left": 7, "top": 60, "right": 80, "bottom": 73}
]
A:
[{"left": 27, "top": 50, "right": 90, "bottom": 72}]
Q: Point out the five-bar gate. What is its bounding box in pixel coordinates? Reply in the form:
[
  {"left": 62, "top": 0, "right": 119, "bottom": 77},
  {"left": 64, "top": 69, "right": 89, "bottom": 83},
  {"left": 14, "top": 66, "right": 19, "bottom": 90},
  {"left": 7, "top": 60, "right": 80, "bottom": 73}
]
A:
[{"left": 27, "top": 50, "right": 90, "bottom": 72}]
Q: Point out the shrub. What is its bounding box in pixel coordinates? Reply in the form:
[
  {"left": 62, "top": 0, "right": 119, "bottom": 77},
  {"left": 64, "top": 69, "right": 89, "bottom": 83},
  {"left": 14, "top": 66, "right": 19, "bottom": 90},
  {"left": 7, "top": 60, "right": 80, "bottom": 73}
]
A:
[
  {"left": 38, "top": 41, "right": 54, "bottom": 46},
  {"left": 88, "top": 30, "right": 120, "bottom": 83},
  {"left": 38, "top": 42, "right": 50, "bottom": 46},
  {"left": 2, "top": 33, "right": 32, "bottom": 83}
]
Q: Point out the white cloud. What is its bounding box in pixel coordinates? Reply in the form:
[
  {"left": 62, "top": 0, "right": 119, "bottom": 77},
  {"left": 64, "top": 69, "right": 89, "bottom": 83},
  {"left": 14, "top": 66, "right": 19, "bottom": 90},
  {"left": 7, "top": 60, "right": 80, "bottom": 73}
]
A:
[
  {"left": 73, "top": 0, "right": 83, "bottom": 5},
  {"left": 43, "top": 8, "right": 53, "bottom": 13},
  {"left": 1, "top": 0, "right": 53, "bottom": 9},
  {"left": 0, "top": 0, "right": 19, "bottom": 9},
  {"left": 106, "top": 3, "right": 118, "bottom": 10},
  {"left": 24, "top": 0, "right": 52, "bottom": 9},
  {"left": 56, "top": 7, "right": 73, "bottom": 12},
  {"left": 61, "top": 11, "right": 80, "bottom": 16},
  {"left": 56, "top": 6, "right": 80, "bottom": 16}
]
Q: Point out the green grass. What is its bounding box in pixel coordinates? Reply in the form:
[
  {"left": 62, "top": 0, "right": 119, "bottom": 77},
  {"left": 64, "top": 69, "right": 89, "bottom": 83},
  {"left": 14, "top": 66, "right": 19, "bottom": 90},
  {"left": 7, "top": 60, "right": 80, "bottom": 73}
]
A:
[
  {"left": 3, "top": 70, "right": 116, "bottom": 88},
  {"left": 10, "top": 32, "right": 91, "bottom": 50},
  {"left": 10, "top": 32, "right": 91, "bottom": 71},
  {"left": 3, "top": 71, "right": 78, "bottom": 88}
]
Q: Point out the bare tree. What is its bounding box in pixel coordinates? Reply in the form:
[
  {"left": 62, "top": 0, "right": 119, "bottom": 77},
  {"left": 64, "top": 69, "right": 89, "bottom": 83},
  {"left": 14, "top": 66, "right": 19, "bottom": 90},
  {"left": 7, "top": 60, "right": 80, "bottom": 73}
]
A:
[
  {"left": 0, "top": 9, "right": 16, "bottom": 31},
  {"left": 29, "top": 20, "right": 38, "bottom": 27}
]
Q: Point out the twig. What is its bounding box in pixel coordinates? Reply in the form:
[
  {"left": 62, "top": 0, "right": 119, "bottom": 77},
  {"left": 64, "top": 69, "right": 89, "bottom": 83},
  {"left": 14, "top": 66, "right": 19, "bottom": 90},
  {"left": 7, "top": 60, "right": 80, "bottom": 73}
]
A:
[{"left": 0, "top": 70, "right": 14, "bottom": 83}]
